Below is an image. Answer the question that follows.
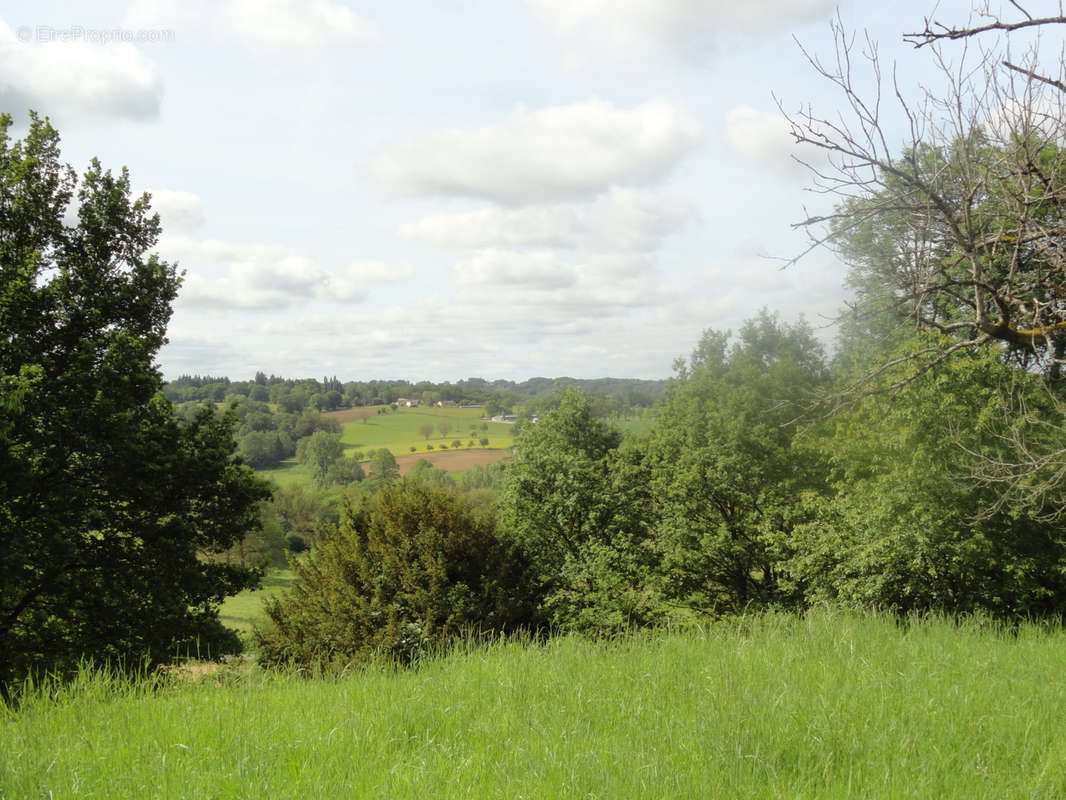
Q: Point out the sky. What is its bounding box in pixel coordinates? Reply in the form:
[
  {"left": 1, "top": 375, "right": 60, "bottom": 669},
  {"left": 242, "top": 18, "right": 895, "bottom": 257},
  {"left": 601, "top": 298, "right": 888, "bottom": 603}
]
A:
[{"left": 0, "top": 0, "right": 991, "bottom": 382}]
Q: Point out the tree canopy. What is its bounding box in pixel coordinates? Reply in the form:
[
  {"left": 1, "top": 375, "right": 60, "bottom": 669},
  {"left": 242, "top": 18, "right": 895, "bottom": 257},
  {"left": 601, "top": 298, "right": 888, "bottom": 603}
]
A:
[{"left": 0, "top": 113, "right": 270, "bottom": 693}]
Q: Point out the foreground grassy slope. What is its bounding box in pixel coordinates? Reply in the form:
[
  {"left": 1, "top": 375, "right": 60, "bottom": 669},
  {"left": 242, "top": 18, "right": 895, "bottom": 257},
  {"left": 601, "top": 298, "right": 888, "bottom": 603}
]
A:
[{"left": 6, "top": 612, "right": 1066, "bottom": 798}]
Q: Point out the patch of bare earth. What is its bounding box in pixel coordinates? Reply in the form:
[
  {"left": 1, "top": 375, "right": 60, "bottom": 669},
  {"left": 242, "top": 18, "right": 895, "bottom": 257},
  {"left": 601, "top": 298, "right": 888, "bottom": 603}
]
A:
[
  {"left": 392, "top": 449, "right": 509, "bottom": 476},
  {"left": 322, "top": 407, "right": 376, "bottom": 423}
]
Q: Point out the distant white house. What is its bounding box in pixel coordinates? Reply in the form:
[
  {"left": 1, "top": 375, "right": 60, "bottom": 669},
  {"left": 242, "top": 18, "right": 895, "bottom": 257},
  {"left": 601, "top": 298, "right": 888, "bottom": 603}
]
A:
[
  {"left": 491, "top": 414, "right": 518, "bottom": 423},
  {"left": 395, "top": 397, "right": 420, "bottom": 407}
]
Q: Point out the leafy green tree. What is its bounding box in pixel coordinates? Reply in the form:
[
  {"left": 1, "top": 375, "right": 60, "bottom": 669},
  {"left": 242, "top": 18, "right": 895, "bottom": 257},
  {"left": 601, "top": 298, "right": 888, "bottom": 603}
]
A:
[
  {"left": 239, "top": 431, "right": 276, "bottom": 469},
  {"left": 503, "top": 390, "right": 659, "bottom": 632},
  {"left": 278, "top": 390, "right": 309, "bottom": 414},
  {"left": 0, "top": 113, "right": 270, "bottom": 693},
  {"left": 419, "top": 422, "right": 435, "bottom": 440},
  {"left": 408, "top": 458, "right": 455, "bottom": 488},
  {"left": 221, "top": 500, "right": 288, "bottom": 569},
  {"left": 271, "top": 484, "right": 340, "bottom": 548},
  {"left": 438, "top": 421, "right": 452, "bottom": 439},
  {"left": 297, "top": 430, "right": 345, "bottom": 487},
  {"left": 325, "top": 455, "right": 366, "bottom": 487},
  {"left": 367, "top": 448, "right": 400, "bottom": 483},
  {"left": 788, "top": 335, "right": 1066, "bottom": 617},
  {"left": 458, "top": 463, "right": 507, "bottom": 492},
  {"left": 256, "top": 483, "right": 537, "bottom": 668},
  {"left": 485, "top": 394, "right": 513, "bottom": 418},
  {"left": 283, "top": 409, "right": 340, "bottom": 442},
  {"left": 791, "top": 16, "right": 1066, "bottom": 515},
  {"left": 643, "top": 311, "right": 829, "bottom": 615}
]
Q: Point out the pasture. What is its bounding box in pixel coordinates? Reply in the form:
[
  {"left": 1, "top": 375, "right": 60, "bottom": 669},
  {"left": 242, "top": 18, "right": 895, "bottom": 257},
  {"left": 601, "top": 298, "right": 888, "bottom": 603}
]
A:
[
  {"left": 6, "top": 611, "right": 1066, "bottom": 798},
  {"left": 330, "top": 405, "right": 515, "bottom": 455},
  {"left": 218, "top": 570, "right": 297, "bottom": 636},
  {"left": 258, "top": 406, "right": 515, "bottom": 487}
]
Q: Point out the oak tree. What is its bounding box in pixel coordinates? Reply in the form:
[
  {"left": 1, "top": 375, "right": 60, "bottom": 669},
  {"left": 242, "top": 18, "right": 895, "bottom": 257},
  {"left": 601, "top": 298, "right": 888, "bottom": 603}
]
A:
[{"left": 0, "top": 114, "right": 270, "bottom": 693}]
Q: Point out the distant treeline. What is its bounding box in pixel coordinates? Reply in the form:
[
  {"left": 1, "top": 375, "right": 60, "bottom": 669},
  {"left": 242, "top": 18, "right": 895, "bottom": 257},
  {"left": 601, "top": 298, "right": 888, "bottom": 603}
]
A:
[{"left": 163, "top": 373, "right": 667, "bottom": 418}]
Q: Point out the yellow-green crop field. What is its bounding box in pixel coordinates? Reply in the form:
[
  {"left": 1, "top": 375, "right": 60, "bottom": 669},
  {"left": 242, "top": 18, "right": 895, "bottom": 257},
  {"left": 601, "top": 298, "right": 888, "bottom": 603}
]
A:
[{"left": 336, "top": 406, "right": 515, "bottom": 454}]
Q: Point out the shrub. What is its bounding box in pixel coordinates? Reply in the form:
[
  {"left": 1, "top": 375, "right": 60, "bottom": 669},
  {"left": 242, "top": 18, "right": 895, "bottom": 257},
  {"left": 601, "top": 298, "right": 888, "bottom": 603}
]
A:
[
  {"left": 285, "top": 534, "right": 309, "bottom": 553},
  {"left": 256, "top": 483, "right": 538, "bottom": 669}
]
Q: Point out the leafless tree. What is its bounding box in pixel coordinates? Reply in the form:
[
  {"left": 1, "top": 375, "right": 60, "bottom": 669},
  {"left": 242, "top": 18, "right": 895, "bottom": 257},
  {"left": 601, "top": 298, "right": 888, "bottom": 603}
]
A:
[{"left": 787, "top": 4, "right": 1066, "bottom": 514}]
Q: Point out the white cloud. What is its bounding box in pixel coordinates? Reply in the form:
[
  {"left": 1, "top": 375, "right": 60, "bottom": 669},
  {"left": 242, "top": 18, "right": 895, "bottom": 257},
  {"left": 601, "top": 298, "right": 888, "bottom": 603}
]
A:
[
  {"left": 124, "top": 0, "right": 378, "bottom": 48},
  {"left": 225, "top": 0, "right": 379, "bottom": 48},
  {"left": 326, "top": 259, "right": 415, "bottom": 301},
  {"left": 336, "top": 259, "right": 416, "bottom": 284},
  {"left": 724, "top": 105, "right": 834, "bottom": 180},
  {"left": 147, "top": 189, "right": 204, "bottom": 232},
  {"left": 451, "top": 248, "right": 671, "bottom": 316},
  {"left": 0, "top": 20, "right": 162, "bottom": 121},
  {"left": 723, "top": 105, "right": 803, "bottom": 177},
  {"left": 454, "top": 249, "right": 578, "bottom": 289},
  {"left": 528, "top": 0, "right": 835, "bottom": 59},
  {"left": 399, "top": 206, "right": 580, "bottom": 249},
  {"left": 399, "top": 188, "right": 692, "bottom": 251},
  {"left": 160, "top": 235, "right": 406, "bottom": 310},
  {"left": 178, "top": 249, "right": 327, "bottom": 310},
  {"left": 371, "top": 99, "right": 703, "bottom": 205},
  {"left": 581, "top": 188, "right": 691, "bottom": 251}
]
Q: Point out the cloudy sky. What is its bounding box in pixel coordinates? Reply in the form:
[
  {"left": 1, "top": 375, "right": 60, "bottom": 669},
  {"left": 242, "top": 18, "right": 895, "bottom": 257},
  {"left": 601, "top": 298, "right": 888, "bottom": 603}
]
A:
[{"left": 2, "top": 0, "right": 984, "bottom": 381}]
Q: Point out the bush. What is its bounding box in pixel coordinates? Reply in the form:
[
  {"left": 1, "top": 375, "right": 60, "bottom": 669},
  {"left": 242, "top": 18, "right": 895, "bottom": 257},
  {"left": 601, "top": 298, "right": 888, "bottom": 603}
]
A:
[
  {"left": 285, "top": 534, "right": 309, "bottom": 553},
  {"left": 325, "top": 456, "right": 365, "bottom": 486},
  {"left": 256, "top": 483, "right": 538, "bottom": 669}
]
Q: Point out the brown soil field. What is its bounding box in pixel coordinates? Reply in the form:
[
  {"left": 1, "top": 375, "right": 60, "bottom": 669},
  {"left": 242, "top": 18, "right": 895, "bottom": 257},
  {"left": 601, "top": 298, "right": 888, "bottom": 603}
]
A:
[
  {"left": 322, "top": 407, "right": 376, "bottom": 423},
  {"left": 391, "top": 448, "right": 509, "bottom": 476}
]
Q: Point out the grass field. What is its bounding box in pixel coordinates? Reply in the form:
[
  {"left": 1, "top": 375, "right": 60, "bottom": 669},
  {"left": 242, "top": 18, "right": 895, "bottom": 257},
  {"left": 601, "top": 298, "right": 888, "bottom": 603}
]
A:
[
  {"left": 258, "top": 406, "right": 515, "bottom": 488},
  {"left": 7, "top": 611, "right": 1066, "bottom": 798},
  {"left": 332, "top": 406, "right": 515, "bottom": 454},
  {"left": 218, "top": 570, "right": 296, "bottom": 636}
]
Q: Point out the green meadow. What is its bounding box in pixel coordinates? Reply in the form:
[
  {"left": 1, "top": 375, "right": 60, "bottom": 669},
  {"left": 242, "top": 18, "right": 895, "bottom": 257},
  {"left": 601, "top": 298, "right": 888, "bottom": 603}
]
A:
[
  {"left": 336, "top": 406, "right": 515, "bottom": 454},
  {"left": 6, "top": 611, "right": 1066, "bottom": 799},
  {"left": 218, "top": 571, "right": 297, "bottom": 637},
  {"left": 258, "top": 406, "right": 516, "bottom": 488}
]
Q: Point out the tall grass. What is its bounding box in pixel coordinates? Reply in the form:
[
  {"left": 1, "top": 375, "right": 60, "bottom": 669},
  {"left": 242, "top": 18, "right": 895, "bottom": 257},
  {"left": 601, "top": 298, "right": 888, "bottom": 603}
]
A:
[{"left": 4, "top": 611, "right": 1066, "bottom": 798}]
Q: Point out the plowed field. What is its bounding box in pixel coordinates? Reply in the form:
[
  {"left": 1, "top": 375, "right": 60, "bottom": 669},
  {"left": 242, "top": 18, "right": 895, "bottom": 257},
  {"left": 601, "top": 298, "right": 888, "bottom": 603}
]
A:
[{"left": 392, "top": 448, "right": 509, "bottom": 475}]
